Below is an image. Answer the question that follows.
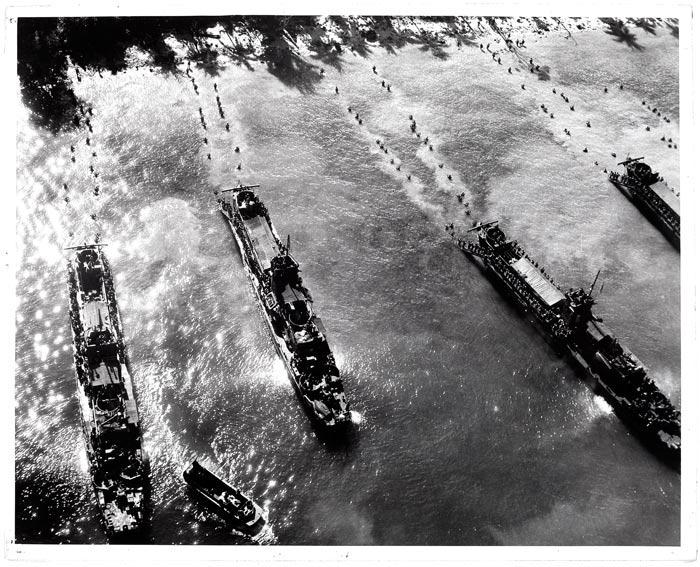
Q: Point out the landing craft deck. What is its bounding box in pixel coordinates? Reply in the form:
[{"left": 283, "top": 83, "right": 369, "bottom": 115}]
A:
[
  {"left": 649, "top": 181, "right": 680, "bottom": 215},
  {"left": 244, "top": 215, "right": 279, "bottom": 270},
  {"left": 609, "top": 158, "right": 680, "bottom": 250},
  {"left": 183, "top": 460, "right": 268, "bottom": 540},
  {"left": 82, "top": 300, "right": 113, "bottom": 330},
  {"left": 511, "top": 257, "right": 565, "bottom": 307}
]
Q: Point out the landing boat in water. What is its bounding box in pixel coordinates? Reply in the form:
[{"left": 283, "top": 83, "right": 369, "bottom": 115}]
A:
[
  {"left": 183, "top": 460, "right": 268, "bottom": 540},
  {"left": 66, "top": 244, "right": 146, "bottom": 535},
  {"left": 217, "top": 184, "right": 351, "bottom": 427},
  {"left": 457, "top": 221, "right": 680, "bottom": 467},
  {"left": 609, "top": 157, "right": 680, "bottom": 250}
]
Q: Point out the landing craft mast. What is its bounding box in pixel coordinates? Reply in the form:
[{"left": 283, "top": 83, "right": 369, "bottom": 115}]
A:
[
  {"left": 465, "top": 219, "right": 499, "bottom": 233},
  {"left": 64, "top": 243, "right": 108, "bottom": 250},
  {"left": 588, "top": 269, "right": 601, "bottom": 296},
  {"left": 617, "top": 156, "right": 644, "bottom": 166}
]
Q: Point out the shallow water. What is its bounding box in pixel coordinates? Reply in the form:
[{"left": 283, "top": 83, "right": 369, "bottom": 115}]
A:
[{"left": 15, "top": 23, "right": 680, "bottom": 545}]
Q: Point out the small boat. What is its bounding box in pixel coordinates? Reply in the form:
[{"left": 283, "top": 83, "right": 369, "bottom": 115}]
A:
[{"left": 183, "top": 460, "right": 268, "bottom": 540}]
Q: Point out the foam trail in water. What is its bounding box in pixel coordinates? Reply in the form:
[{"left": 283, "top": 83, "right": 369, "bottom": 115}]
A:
[
  {"left": 350, "top": 410, "right": 364, "bottom": 424},
  {"left": 333, "top": 92, "right": 443, "bottom": 219},
  {"left": 372, "top": 78, "right": 474, "bottom": 201},
  {"left": 328, "top": 61, "right": 478, "bottom": 232},
  {"left": 356, "top": 118, "right": 443, "bottom": 220},
  {"left": 190, "top": 68, "right": 249, "bottom": 189},
  {"left": 468, "top": 36, "right": 680, "bottom": 188}
]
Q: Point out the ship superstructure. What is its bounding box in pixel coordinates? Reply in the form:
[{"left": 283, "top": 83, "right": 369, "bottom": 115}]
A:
[
  {"left": 218, "top": 185, "right": 350, "bottom": 427},
  {"left": 67, "top": 244, "right": 146, "bottom": 534},
  {"left": 609, "top": 157, "right": 680, "bottom": 250},
  {"left": 457, "top": 221, "right": 680, "bottom": 466}
]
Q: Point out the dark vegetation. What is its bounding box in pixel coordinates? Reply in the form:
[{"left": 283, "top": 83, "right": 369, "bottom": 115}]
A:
[
  {"left": 600, "top": 17, "right": 645, "bottom": 51},
  {"left": 18, "top": 17, "right": 218, "bottom": 131},
  {"left": 18, "top": 16, "right": 472, "bottom": 131},
  {"left": 17, "top": 16, "right": 680, "bottom": 132}
]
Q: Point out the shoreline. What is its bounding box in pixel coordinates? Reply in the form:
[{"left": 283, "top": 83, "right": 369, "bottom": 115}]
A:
[{"left": 19, "top": 16, "right": 678, "bottom": 132}]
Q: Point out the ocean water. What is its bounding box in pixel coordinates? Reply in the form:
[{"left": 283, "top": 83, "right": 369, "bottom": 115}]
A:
[{"left": 15, "top": 23, "right": 680, "bottom": 545}]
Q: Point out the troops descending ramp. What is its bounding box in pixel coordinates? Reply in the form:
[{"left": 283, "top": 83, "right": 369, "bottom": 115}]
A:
[
  {"left": 456, "top": 221, "right": 680, "bottom": 467},
  {"left": 218, "top": 184, "right": 351, "bottom": 427},
  {"left": 67, "top": 244, "right": 146, "bottom": 535},
  {"left": 609, "top": 157, "right": 680, "bottom": 250}
]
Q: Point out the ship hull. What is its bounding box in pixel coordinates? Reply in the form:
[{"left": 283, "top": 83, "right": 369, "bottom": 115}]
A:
[{"left": 594, "top": 377, "right": 680, "bottom": 467}]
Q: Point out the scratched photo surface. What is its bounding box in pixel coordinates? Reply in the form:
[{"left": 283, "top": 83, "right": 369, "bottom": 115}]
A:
[{"left": 15, "top": 16, "right": 680, "bottom": 545}]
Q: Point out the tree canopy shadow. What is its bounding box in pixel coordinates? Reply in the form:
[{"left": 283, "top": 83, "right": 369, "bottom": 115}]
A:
[
  {"left": 666, "top": 20, "right": 679, "bottom": 39},
  {"left": 532, "top": 17, "right": 551, "bottom": 32},
  {"left": 307, "top": 44, "right": 344, "bottom": 72},
  {"left": 264, "top": 44, "right": 323, "bottom": 94},
  {"left": 633, "top": 18, "right": 657, "bottom": 35},
  {"left": 17, "top": 16, "right": 488, "bottom": 132},
  {"left": 445, "top": 20, "right": 479, "bottom": 48},
  {"left": 418, "top": 42, "right": 449, "bottom": 60},
  {"left": 216, "top": 24, "right": 257, "bottom": 71},
  {"left": 328, "top": 16, "right": 373, "bottom": 58},
  {"left": 600, "top": 18, "right": 645, "bottom": 51},
  {"left": 18, "top": 16, "right": 219, "bottom": 132}
]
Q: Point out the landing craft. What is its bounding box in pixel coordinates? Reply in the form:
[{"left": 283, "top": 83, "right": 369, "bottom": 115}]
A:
[
  {"left": 66, "top": 244, "right": 147, "bottom": 534},
  {"left": 609, "top": 157, "right": 680, "bottom": 250},
  {"left": 456, "top": 222, "right": 680, "bottom": 467},
  {"left": 218, "top": 185, "right": 351, "bottom": 427},
  {"left": 183, "top": 460, "right": 268, "bottom": 541}
]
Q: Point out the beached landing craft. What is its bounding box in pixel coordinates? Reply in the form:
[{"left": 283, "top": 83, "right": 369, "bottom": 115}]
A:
[
  {"left": 609, "top": 157, "right": 680, "bottom": 250},
  {"left": 456, "top": 222, "right": 680, "bottom": 468},
  {"left": 218, "top": 185, "right": 351, "bottom": 427},
  {"left": 66, "top": 244, "right": 146, "bottom": 535},
  {"left": 183, "top": 460, "right": 268, "bottom": 540}
]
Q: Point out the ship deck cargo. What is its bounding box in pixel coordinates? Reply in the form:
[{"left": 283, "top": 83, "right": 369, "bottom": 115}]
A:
[{"left": 511, "top": 257, "right": 566, "bottom": 307}]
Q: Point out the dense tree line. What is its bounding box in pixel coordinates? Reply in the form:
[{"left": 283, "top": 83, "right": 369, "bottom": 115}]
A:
[
  {"left": 17, "top": 16, "right": 412, "bottom": 131},
  {"left": 19, "top": 16, "right": 674, "bottom": 131}
]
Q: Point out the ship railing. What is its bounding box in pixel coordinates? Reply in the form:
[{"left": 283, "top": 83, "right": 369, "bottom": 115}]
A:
[
  {"left": 615, "top": 176, "right": 680, "bottom": 229},
  {"left": 457, "top": 239, "right": 490, "bottom": 258},
  {"left": 636, "top": 185, "right": 680, "bottom": 230}
]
